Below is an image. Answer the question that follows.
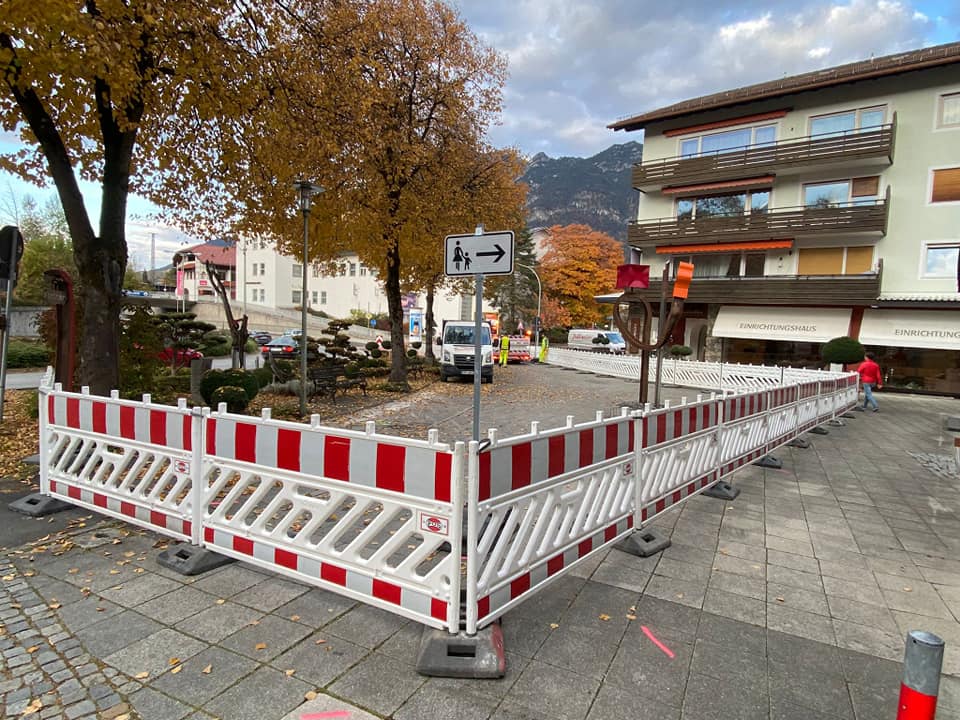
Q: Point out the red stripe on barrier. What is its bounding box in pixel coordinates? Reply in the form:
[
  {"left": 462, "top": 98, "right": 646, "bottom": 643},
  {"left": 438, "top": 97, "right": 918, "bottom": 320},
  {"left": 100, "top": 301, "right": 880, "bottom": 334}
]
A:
[
  {"left": 896, "top": 684, "right": 938, "bottom": 720},
  {"left": 604, "top": 524, "right": 617, "bottom": 542},
  {"left": 376, "top": 444, "right": 406, "bottom": 493},
  {"left": 120, "top": 406, "right": 135, "bottom": 439},
  {"left": 688, "top": 407, "right": 697, "bottom": 434},
  {"left": 321, "top": 562, "right": 346, "bottom": 586},
  {"left": 150, "top": 409, "right": 166, "bottom": 445},
  {"left": 548, "top": 554, "right": 564, "bottom": 576},
  {"left": 66, "top": 397, "right": 79, "bottom": 429},
  {"left": 324, "top": 437, "right": 351, "bottom": 482},
  {"left": 277, "top": 428, "right": 301, "bottom": 472},
  {"left": 478, "top": 452, "right": 491, "bottom": 501},
  {"left": 606, "top": 424, "right": 619, "bottom": 459},
  {"left": 235, "top": 423, "right": 257, "bottom": 463},
  {"left": 207, "top": 419, "right": 217, "bottom": 456},
  {"left": 431, "top": 598, "right": 447, "bottom": 621},
  {"left": 275, "top": 548, "right": 298, "bottom": 570},
  {"left": 233, "top": 536, "right": 254, "bottom": 555},
  {"left": 656, "top": 498, "right": 665, "bottom": 513},
  {"left": 150, "top": 511, "right": 167, "bottom": 529},
  {"left": 67, "top": 485, "right": 81, "bottom": 500},
  {"left": 579, "top": 429, "right": 593, "bottom": 467},
  {"left": 629, "top": 420, "right": 635, "bottom": 451},
  {"left": 512, "top": 443, "right": 531, "bottom": 490},
  {"left": 182, "top": 415, "right": 192, "bottom": 451},
  {"left": 183, "top": 521, "right": 192, "bottom": 537},
  {"left": 672, "top": 490, "right": 681, "bottom": 504},
  {"left": 204, "top": 527, "right": 215, "bottom": 543},
  {"left": 510, "top": 574, "right": 531, "bottom": 598},
  {"left": 578, "top": 538, "right": 592, "bottom": 557},
  {"left": 94, "top": 493, "right": 107, "bottom": 508},
  {"left": 434, "top": 452, "right": 452, "bottom": 503},
  {"left": 372, "top": 579, "right": 402, "bottom": 605},
  {"left": 93, "top": 402, "right": 107, "bottom": 434},
  {"left": 656, "top": 413, "right": 667, "bottom": 444},
  {"left": 120, "top": 501, "right": 136, "bottom": 518},
  {"left": 627, "top": 515, "right": 634, "bottom": 529},
  {"left": 478, "top": 596, "right": 490, "bottom": 619},
  {"left": 548, "top": 435, "right": 565, "bottom": 477},
  {"left": 47, "top": 395, "right": 55, "bottom": 424}
]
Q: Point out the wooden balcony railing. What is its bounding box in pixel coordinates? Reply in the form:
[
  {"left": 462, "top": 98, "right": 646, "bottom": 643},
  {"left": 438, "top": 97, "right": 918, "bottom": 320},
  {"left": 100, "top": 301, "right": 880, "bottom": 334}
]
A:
[
  {"left": 628, "top": 198, "right": 888, "bottom": 246},
  {"left": 634, "top": 118, "right": 895, "bottom": 190}
]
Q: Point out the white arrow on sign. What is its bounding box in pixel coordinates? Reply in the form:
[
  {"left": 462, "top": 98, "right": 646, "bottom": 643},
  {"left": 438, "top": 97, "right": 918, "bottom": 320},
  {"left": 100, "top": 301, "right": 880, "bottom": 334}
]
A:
[{"left": 444, "top": 231, "right": 515, "bottom": 277}]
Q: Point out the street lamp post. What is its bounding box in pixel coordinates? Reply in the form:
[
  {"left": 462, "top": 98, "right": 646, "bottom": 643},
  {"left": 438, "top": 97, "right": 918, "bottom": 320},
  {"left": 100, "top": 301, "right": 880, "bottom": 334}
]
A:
[
  {"left": 296, "top": 180, "right": 324, "bottom": 417},
  {"left": 517, "top": 263, "right": 542, "bottom": 349}
]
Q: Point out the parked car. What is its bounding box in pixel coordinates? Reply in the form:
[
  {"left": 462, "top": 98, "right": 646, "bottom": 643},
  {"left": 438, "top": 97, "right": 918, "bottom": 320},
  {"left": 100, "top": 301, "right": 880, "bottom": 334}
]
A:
[
  {"left": 158, "top": 347, "right": 204, "bottom": 368},
  {"left": 261, "top": 335, "right": 320, "bottom": 360},
  {"left": 250, "top": 331, "right": 273, "bottom": 345}
]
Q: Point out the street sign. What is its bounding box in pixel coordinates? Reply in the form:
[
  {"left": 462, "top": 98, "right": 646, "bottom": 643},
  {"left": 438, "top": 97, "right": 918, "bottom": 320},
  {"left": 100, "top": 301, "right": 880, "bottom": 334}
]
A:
[{"left": 444, "top": 231, "right": 514, "bottom": 277}]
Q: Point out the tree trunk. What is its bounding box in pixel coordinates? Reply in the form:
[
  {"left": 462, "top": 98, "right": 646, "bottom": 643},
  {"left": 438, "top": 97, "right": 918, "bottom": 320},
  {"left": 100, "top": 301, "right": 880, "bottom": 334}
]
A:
[
  {"left": 384, "top": 238, "right": 408, "bottom": 386},
  {"left": 424, "top": 281, "right": 436, "bottom": 363}
]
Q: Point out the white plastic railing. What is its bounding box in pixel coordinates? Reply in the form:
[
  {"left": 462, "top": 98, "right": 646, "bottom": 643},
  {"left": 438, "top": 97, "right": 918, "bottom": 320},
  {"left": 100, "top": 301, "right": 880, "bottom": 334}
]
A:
[{"left": 38, "top": 360, "right": 857, "bottom": 639}]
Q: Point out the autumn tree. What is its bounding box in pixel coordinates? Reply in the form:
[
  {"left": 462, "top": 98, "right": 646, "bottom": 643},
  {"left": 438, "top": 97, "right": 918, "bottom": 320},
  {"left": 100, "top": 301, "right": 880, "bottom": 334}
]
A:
[
  {"left": 539, "top": 225, "right": 624, "bottom": 327},
  {"left": 0, "top": 1, "right": 284, "bottom": 393},
  {"left": 1, "top": 196, "right": 76, "bottom": 305}
]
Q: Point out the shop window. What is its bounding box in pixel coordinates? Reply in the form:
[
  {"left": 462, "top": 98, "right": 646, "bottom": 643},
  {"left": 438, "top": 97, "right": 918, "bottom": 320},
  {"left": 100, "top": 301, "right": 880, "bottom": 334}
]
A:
[
  {"left": 809, "top": 106, "right": 885, "bottom": 137},
  {"left": 938, "top": 93, "right": 960, "bottom": 129},
  {"left": 931, "top": 168, "right": 960, "bottom": 203},
  {"left": 923, "top": 245, "right": 960, "bottom": 278},
  {"left": 798, "top": 248, "right": 843, "bottom": 275}
]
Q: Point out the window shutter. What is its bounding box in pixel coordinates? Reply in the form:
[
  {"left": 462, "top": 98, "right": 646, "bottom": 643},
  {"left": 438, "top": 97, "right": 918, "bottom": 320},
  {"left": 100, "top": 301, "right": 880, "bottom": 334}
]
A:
[
  {"left": 932, "top": 168, "right": 960, "bottom": 203},
  {"left": 851, "top": 176, "right": 880, "bottom": 198}
]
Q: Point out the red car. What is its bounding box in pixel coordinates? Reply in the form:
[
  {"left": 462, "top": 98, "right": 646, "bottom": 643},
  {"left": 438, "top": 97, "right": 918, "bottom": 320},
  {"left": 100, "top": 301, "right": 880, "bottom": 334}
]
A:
[{"left": 158, "top": 347, "right": 204, "bottom": 368}]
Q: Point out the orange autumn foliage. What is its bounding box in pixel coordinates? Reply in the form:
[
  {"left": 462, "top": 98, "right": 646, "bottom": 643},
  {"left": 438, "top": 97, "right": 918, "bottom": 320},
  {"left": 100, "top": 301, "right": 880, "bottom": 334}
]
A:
[{"left": 540, "top": 225, "right": 623, "bottom": 327}]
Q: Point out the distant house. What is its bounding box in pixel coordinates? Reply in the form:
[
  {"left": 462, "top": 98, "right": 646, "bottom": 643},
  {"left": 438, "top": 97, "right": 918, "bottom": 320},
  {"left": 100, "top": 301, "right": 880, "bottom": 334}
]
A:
[{"left": 171, "top": 243, "right": 237, "bottom": 300}]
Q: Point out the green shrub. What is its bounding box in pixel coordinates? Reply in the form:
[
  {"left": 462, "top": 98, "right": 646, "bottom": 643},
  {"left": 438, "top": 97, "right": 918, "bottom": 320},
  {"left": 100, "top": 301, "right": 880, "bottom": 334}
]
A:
[
  {"left": 381, "top": 340, "right": 392, "bottom": 350},
  {"left": 211, "top": 385, "right": 250, "bottom": 413},
  {"left": 244, "top": 339, "right": 259, "bottom": 353},
  {"left": 202, "top": 342, "right": 231, "bottom": 358},
  {"left": 156, "top": 373, "right": 191, "bottom": 396},
  {"left": 6, "top": 341, "right": 50, "bottom": 369},
  {"left": 821, "top": 336, "right": 865, "bottom": 364},
  {"left": 669, "top": 345, "right": 693, "bottom": 357},
  {"left": 365, "top": 341, "right": 378, "bottom": 352},
  {"left": 252, "top": 367, "right": 274, "bottom": 389},
  {"left": 411, "top": 341, "right": 422, "bottom": 350},
  {"left": 344, "top": 362, "right": 361, "bottom": 377},
  {"left": 26, "top": 390, "right": 40, "bottom": 419},
  {"left": 200, "top": 369, "right": 259, "bottom": 405},
  {"left": 370, "top": 348, "right": 382, "bottom": 359},
  {"left": 406, "top": 349, "right": 418, "bottom": 358}
]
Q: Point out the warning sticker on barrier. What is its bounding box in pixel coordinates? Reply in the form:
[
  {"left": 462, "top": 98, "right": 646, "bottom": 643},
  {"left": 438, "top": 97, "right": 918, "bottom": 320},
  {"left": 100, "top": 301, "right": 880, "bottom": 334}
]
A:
[{"left": 419, "top": 513, "right": 449, "bottom": 536}]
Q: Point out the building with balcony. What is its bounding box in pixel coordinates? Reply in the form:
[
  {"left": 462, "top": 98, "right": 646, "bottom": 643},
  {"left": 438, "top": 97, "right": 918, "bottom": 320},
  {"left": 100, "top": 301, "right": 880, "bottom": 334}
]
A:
[
  {"left": 172, "top": 242, "right": 237, "bottom": 301},
  {"left": 609, "top": 41, "right": 960, "bottom": 395}
]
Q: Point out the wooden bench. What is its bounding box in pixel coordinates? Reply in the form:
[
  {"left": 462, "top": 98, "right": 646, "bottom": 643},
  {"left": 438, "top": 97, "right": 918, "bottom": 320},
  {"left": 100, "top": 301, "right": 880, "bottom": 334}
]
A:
[
  {"left": 266, "top": 352, "right": 294, "bottom": 383},
  {"left": 307, "top": 366, "right": 367, "bottom": 402}
]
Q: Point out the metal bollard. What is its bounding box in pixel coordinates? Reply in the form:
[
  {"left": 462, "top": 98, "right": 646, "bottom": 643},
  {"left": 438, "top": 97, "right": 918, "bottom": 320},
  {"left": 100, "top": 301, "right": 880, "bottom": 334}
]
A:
[{"left": 897, "top": 630, "right": 944, "bottom": 720}]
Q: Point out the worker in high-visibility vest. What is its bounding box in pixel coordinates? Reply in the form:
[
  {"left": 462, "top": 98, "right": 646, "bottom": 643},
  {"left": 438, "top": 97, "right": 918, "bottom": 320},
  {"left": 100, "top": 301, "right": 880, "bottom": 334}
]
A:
[
  {"left": 499, "top": 334, "right": 510, "bottom": 367},
  {"left": 538, "top": 336, "right": 549, "bottom": 363}
]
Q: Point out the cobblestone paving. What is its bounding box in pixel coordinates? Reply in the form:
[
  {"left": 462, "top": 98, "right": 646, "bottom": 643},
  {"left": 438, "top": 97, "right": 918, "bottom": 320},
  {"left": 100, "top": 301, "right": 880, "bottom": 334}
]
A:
[{"left": 0, "top": 558, "right": 135, "bottom": 719}]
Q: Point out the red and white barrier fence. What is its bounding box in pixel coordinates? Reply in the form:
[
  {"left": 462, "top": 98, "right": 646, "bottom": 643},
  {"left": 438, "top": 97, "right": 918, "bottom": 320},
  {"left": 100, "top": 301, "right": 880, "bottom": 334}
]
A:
[{"left": 38, "top": 360, "right": 856, "bottom": 641}]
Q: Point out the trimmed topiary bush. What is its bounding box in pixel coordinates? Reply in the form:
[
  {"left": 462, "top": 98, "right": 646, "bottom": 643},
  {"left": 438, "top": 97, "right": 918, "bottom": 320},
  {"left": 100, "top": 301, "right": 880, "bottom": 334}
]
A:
[
  {"left": 252, "top": 367, "right": 274, "bottom": 389},
  {"left": 406, "top": 349, "right": 418, "bottom": 358},
  {"left": 381, "top": 340, "right": 392, "bottom": 350},
  {"left": 669, "top": 345, "right": 693, "bottom": 358},
  {"left": 6, "top": 341, "right": 51, "bottom": 369},
  {"left": 199, "top": 369, "right": 259, "bottom": 406},
  {"left": 365, "top": 341, "right": 378, "bottom": 352},
  {"left": 211, "top": 385, "right": 250, "bottom": 413},
  {"left": 821, "top": 336, "right": 865, "bottom": 364}
]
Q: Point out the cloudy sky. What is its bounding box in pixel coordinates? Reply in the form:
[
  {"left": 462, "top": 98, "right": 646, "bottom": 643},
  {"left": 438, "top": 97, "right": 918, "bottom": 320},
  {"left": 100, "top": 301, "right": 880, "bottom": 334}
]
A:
[{"left": 1, "top": 0, "right": 957, "bottom": 267}]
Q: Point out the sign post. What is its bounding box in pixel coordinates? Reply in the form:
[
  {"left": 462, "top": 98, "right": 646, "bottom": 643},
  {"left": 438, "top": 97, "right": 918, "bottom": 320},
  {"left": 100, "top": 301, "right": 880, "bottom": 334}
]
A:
[{"left": 445, "top": 229, "right": 514, "bottom": 442}]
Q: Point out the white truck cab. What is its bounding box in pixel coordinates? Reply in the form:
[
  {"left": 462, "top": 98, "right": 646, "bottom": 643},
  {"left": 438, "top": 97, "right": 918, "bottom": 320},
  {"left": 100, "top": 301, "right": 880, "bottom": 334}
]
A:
[{"left": 438, "top": 321, "right": 494, "bottom": 383}]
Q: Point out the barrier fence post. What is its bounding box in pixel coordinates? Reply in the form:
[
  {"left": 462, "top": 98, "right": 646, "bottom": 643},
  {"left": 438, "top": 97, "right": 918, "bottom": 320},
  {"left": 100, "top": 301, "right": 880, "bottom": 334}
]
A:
[{"left": 897, "top": 631, "right": 944, "bottom": 720}]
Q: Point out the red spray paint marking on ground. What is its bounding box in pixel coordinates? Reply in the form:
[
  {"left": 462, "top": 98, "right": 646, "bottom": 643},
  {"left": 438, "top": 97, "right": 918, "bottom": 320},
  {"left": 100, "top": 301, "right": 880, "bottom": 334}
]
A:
[
  {"left": 301, "top": 712, "right": 351, "bottom": 720},
  {"left": 641, "top": 625, "right": 675, "bottom": 659}
]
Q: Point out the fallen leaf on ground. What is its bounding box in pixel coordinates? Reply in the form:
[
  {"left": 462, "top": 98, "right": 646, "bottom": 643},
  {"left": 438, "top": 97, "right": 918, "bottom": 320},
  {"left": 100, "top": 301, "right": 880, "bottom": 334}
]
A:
[
  {"left": 255, "top": 642, "right": 267, "bottom": 650},
  {"left": 775, "top": 597, "right": 785, "bottom": 603},
  {"left": 215, "top": 599, "right": 226, "bottom": 605},
  {"left": 903, "top": 587, "right": 912, "bottom": 592},
  {"left": 168, "top": 657, "right": 181, "bottom": 666},
  {"left": 201, "top": 664, "right": 213, "bottom": 674},
  {"left": 549, "top": 623, "right": 559, "bottom": 629},
  {"left": 170, "top": 665, "right": 182, "bottom": 675},
  {"left": 305, "top": 691, "right": 319, "bottom": 701},
  {"left": 626, "top": 614, "right": 637, "bottom": 621},
  {"left": 285, "top": 669, "right": 296, "bottom": 676},
  {"left": 598, "top": 614, "right": 611, "bottom": 621},
  {"left": 134, "top": 672, "right": 149, "bottom": 679},
  {"left": 26, "top": 646, "right": 38, "bottom": 653},
  {"left": 21, "top": 698, "right": 42, "bottom": 715},
  {"left": 48, "top": 603, "right": 61, "bottom": 610},
  {"left": 109, "top": 569, "right": 120, "bottom": 575},
  {"left": 315, "top": 638, "right": 326, "bottom": 645},
  {"left": 290, "top": 615, "right": 301, "bottom": 622}
]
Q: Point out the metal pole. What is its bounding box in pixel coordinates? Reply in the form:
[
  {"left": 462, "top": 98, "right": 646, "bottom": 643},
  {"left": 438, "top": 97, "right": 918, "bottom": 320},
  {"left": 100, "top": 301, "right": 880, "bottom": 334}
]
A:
[
  {"left": 0, "top": 262, "right": 16, "bottom": 422},
  {"left": 242, "top": 239, "right": 247, "bottom": 319},
  {"left": 654, "top": 263, "right": 668, "bottom": 407},
  {"left": 300, "top": 207, "right": 309, "bottom": 418},
  {"left": 473, "top": 225, "right": 484, "bottom": 443},
  {"left": 897, "top": 630, "right": 944, "bottom": 720},
  {"left": 517, "top": 263, "right": 541, "bottom": 350}
]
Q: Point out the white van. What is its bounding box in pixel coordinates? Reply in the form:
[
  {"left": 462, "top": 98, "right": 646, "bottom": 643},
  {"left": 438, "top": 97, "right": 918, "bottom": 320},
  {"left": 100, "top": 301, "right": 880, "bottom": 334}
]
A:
[
  {"left": 438, "top": 321, "right": 495, "bottom": 383},
  {"left": 567, "top": 328, "right": 627, "bottom": 354}
]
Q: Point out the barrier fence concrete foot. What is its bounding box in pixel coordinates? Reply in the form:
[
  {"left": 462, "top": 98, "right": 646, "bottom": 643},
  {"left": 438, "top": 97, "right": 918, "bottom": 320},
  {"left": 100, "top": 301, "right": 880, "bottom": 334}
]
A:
[
  {"left": 810, "top": 426, "right": 830, "bottom": 435},
  {"left": 828, "top": 418, "right": 846, "bottom": 426},
  {"left": 753, "top": 455, "right": 783, "bottom": 469},
  {"left": 704, "top": 481, "right": 740, "bottom": 501},
  {"left": 842, "top": 412, "right": 855, "bottom": 419},
  {"left": 157, "top": 544, "right": 236, "bottom": 576},
  {"left": 852, "top": 406, "right": 866, "bottom": 412},
  {"left": 8, "top": 492, "right": 74, "bottom": 517},
  {"left": 615, "top": 527, "right": 671, "bottom": 558},
  {"left": 788, "top": 437, "right": 811, "bottom": 449},
  {"left": 416, "top": 623, "right": 506, "bottom": 679}
]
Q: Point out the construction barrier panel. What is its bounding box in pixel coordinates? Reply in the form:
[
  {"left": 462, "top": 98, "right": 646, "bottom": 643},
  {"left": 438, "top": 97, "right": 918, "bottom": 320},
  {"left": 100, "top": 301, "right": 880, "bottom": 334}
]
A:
[{"left": 37, "top": 359, "right": 857, "bottom": 642}]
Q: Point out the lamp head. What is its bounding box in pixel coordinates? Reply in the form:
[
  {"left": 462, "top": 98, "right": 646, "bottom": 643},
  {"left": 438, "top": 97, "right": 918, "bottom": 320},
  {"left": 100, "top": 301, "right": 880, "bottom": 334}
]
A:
[{"left": 295, "top": 181, "right": 325, "bottom": 212}]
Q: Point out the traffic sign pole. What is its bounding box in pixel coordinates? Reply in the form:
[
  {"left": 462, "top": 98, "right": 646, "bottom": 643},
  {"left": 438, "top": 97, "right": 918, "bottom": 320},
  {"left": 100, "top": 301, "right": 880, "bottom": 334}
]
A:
[{"left": 473, "top": 225, "right": 484, "bottom": 443}]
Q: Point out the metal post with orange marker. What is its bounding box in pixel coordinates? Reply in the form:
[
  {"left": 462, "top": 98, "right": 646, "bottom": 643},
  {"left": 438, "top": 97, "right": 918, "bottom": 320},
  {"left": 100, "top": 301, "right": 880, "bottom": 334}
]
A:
[{"left": 897, "top": 630, "right": 944, "bottom": 720}]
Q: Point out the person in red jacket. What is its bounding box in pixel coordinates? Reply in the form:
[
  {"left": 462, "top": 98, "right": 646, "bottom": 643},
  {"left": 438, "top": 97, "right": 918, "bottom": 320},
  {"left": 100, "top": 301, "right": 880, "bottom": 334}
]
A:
[{"left": 857, "top": 352, "right": 883, "bottom": 412}]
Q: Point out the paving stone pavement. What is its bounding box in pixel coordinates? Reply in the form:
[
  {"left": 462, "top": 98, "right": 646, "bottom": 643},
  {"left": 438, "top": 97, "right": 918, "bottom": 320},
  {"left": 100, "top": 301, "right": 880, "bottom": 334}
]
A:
[{"left": 2, "top": 369, "right": 960, "bottom": 719}]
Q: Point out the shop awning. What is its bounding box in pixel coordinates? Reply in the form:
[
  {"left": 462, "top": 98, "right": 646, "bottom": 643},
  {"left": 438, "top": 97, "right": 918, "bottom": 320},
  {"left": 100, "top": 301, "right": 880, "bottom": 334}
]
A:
[
  {"left": 656, "top": 240, "right": 793, "bottom": 254},
  {"left": 860, "top": 309, "right": 960, "bottom": 350},
  {"left": 662, "top": 175, "right": 776, "bottom": 195},
  {"left": 713, "top": 305, "right": 852, "bottom": 342}
]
